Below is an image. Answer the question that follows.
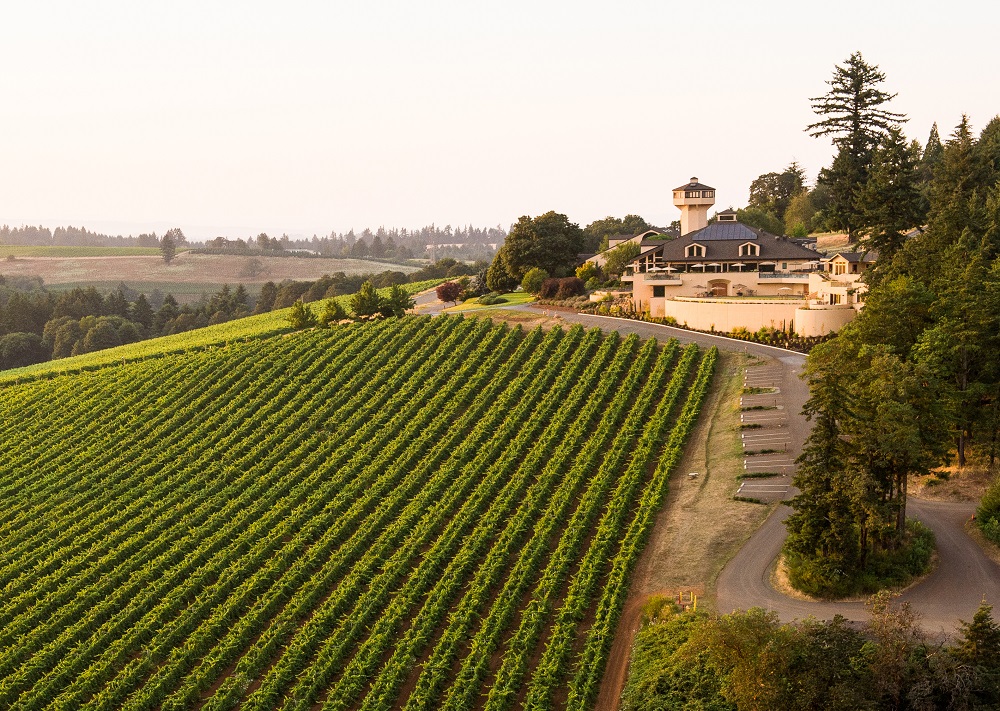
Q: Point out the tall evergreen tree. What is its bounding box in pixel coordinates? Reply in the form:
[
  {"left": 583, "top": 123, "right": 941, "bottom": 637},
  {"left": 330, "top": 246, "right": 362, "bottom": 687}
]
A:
[
  {"left": 808, "top": 52, "right": 905, "bottom": 241},
  {"left": 855, "top": 126, "right": 925, "bottom": 267},
  {"left": 784, "top": 347, "right": 860, "bottom": 593},
  {"left": 919, "top": 122, "right": 944, "bottom": 183},
  {"left": 160, "top": 232, "right": 177, "bottom": 265}
]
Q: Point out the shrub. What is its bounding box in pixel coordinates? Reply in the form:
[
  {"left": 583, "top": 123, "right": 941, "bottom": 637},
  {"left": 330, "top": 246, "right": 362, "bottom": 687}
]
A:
[
  {"left": 477, "top": 292, "right": 507, "bottom": 306},
  {"left": 318, "top": 299, "right": 348, "bottom": 326},
  {"left": 539, "top": 278, "right": 561, "bottom": 299},
  {"left": 584, "top": 276, "right": 600, "bottom": 291},
  {"left": 555, "top": 277, "right": 586, "bottom": 299},
  {"left": 576, "top": 261, "right": 599, "bottom": 283},
  {"left": 485, "top": 258, "right": 519, "bottom": 293},
  {"left": 351, "top": 280, "right": 382, "bottom": 316},
  {"left": 978, "top": 476, "right": 1000, "bottom": 545},
  {"left": 521, "top": 267, "right": 549, "bottom": 294},
  {"left": 287, "top": 300, "right": 317, "bottom": 329}
]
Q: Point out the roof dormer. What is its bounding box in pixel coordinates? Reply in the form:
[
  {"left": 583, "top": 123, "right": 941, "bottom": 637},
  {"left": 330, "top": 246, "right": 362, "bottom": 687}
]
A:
[
  {"left": 738, "top": 241, "right": 759, "bottom": 257},
  {"left": 717, "top": 208, "right": 737, "bottom": 222},
  {"left": 685, "top": 242, "right": 706, "bottom": 258}
]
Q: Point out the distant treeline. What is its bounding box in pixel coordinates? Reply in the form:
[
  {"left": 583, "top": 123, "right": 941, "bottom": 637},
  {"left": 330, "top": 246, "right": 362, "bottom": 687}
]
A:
[
  {"left": 0, "top": 225, "right": 165, "bottom": 249},
  {"left": 0, "top": 259, "right": 479, "bottom": 371},
  {"left": 1, "top": 223, "right": 505, "bottom": 262}
]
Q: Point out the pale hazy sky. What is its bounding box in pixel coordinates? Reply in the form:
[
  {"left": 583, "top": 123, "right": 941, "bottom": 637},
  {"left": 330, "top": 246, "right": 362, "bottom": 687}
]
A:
[{"left": 2, "top": 1, "right": 997, "bottom": 240}]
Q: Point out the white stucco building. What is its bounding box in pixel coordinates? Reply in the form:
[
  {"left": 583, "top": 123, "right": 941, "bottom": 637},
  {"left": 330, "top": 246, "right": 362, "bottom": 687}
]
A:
[{"left": 616, "top": 178, "right": 871, "bottom": 337}]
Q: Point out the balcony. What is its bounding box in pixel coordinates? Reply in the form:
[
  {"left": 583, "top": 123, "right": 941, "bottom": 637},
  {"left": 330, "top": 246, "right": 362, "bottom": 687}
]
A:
[
  {"left": 757, "top": 272, "right": 811, "bottom": 280},
  {"left": 644, "top": 274, "right": 683, "bottom": 283}
]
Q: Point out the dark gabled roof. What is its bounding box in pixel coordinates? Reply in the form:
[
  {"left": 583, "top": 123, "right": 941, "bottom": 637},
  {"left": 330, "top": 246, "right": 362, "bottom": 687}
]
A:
[
  {"left": 827, "top": 251, "right": 878, "bottom": 263},
  {"left": 633, "top": 222, "right": 819, "bottom": 263},
  {"left": 673, "top": 179, "right": 715, "bottom": 191}
]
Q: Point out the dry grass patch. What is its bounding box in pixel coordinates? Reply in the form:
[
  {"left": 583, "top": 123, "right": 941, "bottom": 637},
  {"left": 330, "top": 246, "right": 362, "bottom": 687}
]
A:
[
  {"left": 910, "top": 465, "right": 994, "bottom": 502},
  {"left": 630, "top": 351, "right": 775, "bottom": 607}
]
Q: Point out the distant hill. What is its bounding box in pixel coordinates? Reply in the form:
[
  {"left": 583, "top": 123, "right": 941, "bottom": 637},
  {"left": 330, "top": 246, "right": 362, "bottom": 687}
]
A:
[{"left": 0, "top": 249, "right": 420, "bottom": 299}]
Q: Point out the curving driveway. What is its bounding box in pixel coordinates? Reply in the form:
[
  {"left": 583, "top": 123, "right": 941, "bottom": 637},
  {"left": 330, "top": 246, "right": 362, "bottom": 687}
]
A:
[{"left": 510, "top": 307, "right": 1000, "bottom": 636}]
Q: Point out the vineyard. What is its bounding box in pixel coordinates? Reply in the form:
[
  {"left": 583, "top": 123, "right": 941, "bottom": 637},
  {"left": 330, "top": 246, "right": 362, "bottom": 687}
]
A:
[
  {"left": 0, "top": 280, "right": 443, "bottom": 384},
  {"left": 0, "top": 314, "right": 715, "bottom": 710}
]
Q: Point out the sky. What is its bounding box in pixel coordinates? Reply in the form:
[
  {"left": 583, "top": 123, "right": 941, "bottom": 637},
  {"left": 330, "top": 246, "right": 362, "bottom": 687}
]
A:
[{"left": 1, "top": 0, "right": 998, "bottom": 241}]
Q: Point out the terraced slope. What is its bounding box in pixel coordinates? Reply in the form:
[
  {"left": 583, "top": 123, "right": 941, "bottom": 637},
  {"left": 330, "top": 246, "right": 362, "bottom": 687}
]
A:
[{"left": 0, "top": 315, "right": 715, "bottom": 710}]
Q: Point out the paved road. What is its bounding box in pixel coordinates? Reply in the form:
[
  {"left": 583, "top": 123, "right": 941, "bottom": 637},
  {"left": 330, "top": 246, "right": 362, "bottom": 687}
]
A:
[
  {"left": 507, "top": 306, "right": 1000, "bottom": 635},
  {"left": 717, "top": 499, "right": 998, "bottom": 636}
]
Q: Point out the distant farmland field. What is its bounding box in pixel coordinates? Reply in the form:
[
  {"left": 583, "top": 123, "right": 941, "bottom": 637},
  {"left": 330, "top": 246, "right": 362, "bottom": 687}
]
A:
[
  {"left": 0, "top": 315, "right": 714, "bottom": 709},
  {"left": 0, "top": 250, "right": 419, "bottom": 298},
  {"left": 0, "top": 245, "right": 167, "bottom": 257}
]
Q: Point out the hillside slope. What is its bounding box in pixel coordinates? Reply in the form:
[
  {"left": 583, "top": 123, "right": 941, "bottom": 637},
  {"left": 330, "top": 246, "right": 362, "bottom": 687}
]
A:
[{"left": 0, "top": 315, "right": 714, "bottom": 709}]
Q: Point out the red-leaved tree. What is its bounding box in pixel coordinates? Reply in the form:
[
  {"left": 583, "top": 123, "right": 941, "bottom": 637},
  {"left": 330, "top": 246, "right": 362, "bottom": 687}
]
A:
[{"left": 436, "top": 281, "right": 462, "bottom": 304}]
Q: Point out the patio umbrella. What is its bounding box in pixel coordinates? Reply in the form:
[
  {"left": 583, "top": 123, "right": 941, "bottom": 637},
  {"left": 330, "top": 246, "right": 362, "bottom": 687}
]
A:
[
  {"left": 759, "top": 261, "right": 777, "bottom": 266},
  {"left": 664, "top": 265, "right": 676, "bottom": 271},
  {"left": 691, "top": 263, "right": 705, "bottom": 269},
  {"left": 778, "top": 286, "right": 794, "bottom": 293},
  {"left": 731, "top": 262, "right": 745, "bottom": 271},
  {"left": 707, "top": 262, "right": 722, "bottom": 271}
]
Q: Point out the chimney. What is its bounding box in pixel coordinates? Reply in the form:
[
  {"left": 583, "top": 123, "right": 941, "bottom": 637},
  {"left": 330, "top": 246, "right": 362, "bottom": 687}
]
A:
[{"left": 690, "top": 177, "right": 698, "bottom": 184}]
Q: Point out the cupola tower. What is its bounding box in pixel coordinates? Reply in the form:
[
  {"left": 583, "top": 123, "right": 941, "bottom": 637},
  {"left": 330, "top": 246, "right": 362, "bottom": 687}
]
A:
[{"left": 672, "top": 177, "right": 716, "bottom": 236}]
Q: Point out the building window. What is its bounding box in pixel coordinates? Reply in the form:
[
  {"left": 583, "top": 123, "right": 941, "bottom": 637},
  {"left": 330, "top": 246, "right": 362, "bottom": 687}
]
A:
[
  {"left": 703, "top": 190, "right": 714, "bottom": 198},
  {"left": 739, "top": 243, "right": 759, "bottom": 257},
  {"left": 652, "top": 286, "right": 665, "bottom": 298},
  {"left": 685, "top": 243, "right": 705, "bottom": 258},
  {"left": 782, "top": 262, "right": 787, "bottom": 270},
  {"left": 685, "top": 190, "right": 700, "bottom": 198}
]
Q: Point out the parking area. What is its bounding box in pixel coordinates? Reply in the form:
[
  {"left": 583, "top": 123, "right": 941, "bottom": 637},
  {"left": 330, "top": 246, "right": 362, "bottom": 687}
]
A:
[{"left": 737, "top": 363, "right": 793, "bottom": 502}]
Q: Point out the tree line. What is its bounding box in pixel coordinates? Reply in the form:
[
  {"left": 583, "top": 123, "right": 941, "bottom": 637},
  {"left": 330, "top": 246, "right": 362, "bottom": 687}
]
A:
[
  {"left": 1, "top": 222, "right": 505, "bottom": 264},
  {"left": 784, "top": 54, "right": 1000, "bottom": 595},
  {"left": 0, "top": 259, "right": 479, "bottom": 371},
  {"left": 623, "top": 596, "right": 1000, "bottom": 711}
]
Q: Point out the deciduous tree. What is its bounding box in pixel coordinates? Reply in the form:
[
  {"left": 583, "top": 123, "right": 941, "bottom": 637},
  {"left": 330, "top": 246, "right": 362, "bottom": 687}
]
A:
[
  {"left": 435, "top": 281, "right": 463, "bottom": 304},
  {"left": 497, "top": 211, "right": 584, "bottom": 280},
  {"left": 602, "top": 242, "right": 641, "bottom": 279}
]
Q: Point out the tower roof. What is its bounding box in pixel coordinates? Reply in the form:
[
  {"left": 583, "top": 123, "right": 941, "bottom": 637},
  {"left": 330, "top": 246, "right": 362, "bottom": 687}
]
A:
[{"left": 673, "top": 176, "right": 715, "bottom": 191}]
